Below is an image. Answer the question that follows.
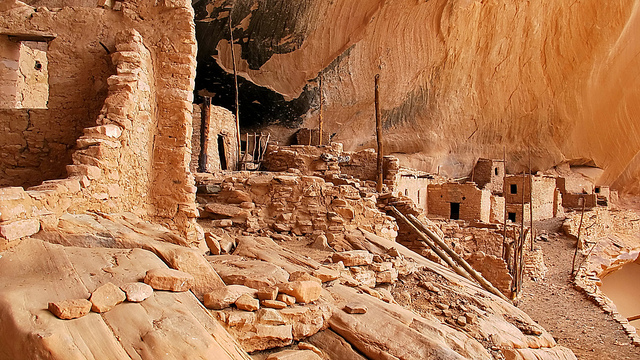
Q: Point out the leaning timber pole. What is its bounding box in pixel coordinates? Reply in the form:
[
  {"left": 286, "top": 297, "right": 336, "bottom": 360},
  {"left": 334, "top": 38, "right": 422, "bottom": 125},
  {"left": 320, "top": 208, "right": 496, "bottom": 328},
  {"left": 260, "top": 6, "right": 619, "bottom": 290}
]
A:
[
  {"left": 502, "top": 146, "right": 507, "bottom": 259},
  {"left": 405, "top": 213, "right": 510, "bottom": 302},
  {"left": 228, "top": 11, "right": 241, "bottom": 169},
  {"left": 375, "top": 74, "right": 383, "bottom": 192},
  {"left": 199, "top": 97, "right": 212, "bottom": 172},
  {"left": 390, "top": 207, "right": 474, "bottom": 283},
  {"left": 319, "top": 75, "right": 324, "bottom": 146},
  {"left": 529, "top": 150, "right": 534, "bottom": 250},
  {"left": 571, "top": 196, "right": 587, "bottom": 274}
]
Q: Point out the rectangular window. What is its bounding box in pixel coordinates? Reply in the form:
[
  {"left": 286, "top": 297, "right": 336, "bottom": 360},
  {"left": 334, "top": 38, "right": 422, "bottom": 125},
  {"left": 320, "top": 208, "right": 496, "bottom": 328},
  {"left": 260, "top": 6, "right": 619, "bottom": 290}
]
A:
[
  {"left": 508, "top": 212, "right": 516, "bottom": 222},
  {"left": 510, "top": 184, "right": 518, "bottom": 194},
  {"left": 450, "top": 203, "right": 460, "bottom": 220}
]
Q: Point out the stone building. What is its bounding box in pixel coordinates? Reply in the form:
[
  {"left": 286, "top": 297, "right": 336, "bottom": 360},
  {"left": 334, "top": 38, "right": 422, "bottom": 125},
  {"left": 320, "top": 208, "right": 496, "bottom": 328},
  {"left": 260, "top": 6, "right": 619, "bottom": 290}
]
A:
[
  {"left": 395, "top": 173, "right": 433, "bottom": 212},
  {"left": 503, "top": 175, "right": 560, "bottom": 223},
  {"left": 471, "top": 158, "right": 505, "bottom": 194},
  {"left": 0, "top": 0, "right": 200, "bottom": 240},
  {"left": 427, "top": 182, "right": 491, "bottom": 223}
]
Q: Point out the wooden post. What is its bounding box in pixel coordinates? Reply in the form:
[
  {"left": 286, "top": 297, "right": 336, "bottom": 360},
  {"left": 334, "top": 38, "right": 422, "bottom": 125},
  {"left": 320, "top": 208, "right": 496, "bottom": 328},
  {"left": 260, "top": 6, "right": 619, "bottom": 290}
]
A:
[
  {"left": 502, "top": 146, "right": 507, "bottom": 260},
  {"left": 318, "top": 75, "right": 323, "bottom": 146},
  {"left": 375, "top": 74, "right": 383, "bottom": 193},
  {"left": 228, "top": 12, "right": 241, "bottom": 169},
  {"left": 571, "top": 196, "right": 587, "bottom": 274},
  {"left": 529, "top": 151, "right": 534, "bottom": 250},
  {"left": 198, "top": 97, "right": 212, "bottom": 173}
]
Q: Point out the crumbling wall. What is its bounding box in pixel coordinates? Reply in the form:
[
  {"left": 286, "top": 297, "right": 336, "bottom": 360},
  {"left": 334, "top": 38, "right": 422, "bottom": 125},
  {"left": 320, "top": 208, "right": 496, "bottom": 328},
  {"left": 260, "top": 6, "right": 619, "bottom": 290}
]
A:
[
  {"left": 427, "top": 182, "right": 491, "bottom": 223},
  {"left": 472, "top": 159, "right": 504, "bottom": 194},
  {"left": 395, "top": 174, "right": 432, "bottom": 212},
  {"left": 197, "top": 172, "right": 398, "bottom": 241},
  {"left": 466, "top": 251, "right": 512, "bottom": 297},
  {"left": 0, "top": 0, "right": 199, "bottom": 242}
]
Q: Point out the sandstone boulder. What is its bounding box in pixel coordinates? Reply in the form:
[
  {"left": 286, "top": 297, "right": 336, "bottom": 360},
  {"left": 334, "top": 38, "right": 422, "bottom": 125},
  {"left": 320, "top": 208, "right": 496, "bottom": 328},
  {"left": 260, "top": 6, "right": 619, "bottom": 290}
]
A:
[
  {"left": 343, "top": 303, "right": 367, "bottom": 314},
  {"left": 120, "top": 282, "right": 153, "bottom": 302},
  {"left": 262, "top": 300, "right": 288, "bottom": 309},
  {"left": 277, "top": 293, "right": 296, "bottom": 305},
  {"left": 332, "top": 250, "right": 373, "bottom": 267},
  {"left": 257, "top": 308, "right": 286, "bottom": 325},
  {"left": 238, "top": 324, "right": 293, "bottom": 352},
  {"left": 257, "top": 286, "right": 278, "bottom": 300},
  {"left": 204, "top": 285, "right": 258, "bottom": 310},
  {"left": 90, "top": 282, "right": 126, "bottom": 313},
  {"left": 48, "top": 299, "right": 92, "bottom": 320},
  {"left": 278, "top": 281, "right": 322, "bottom": 303},
  {"left": 144, "top": 268, "right": 194, "bottom": 292},
  {"left": 235, "top": 294, "right": 260, "bottom": 312}
]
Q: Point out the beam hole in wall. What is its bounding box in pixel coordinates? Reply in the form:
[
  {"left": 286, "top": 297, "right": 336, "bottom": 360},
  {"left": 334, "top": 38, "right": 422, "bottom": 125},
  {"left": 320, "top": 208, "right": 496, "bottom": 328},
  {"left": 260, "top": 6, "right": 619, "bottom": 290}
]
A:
[{"left": 450, "top": 202, "right": 460, "bottom": 220}]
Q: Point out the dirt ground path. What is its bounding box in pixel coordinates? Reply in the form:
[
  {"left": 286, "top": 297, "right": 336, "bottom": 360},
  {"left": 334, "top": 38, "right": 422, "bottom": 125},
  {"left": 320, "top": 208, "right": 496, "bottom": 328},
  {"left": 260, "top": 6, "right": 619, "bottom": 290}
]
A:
[{"left": 519, "top": 233, "right": 640, "bottom": 360}]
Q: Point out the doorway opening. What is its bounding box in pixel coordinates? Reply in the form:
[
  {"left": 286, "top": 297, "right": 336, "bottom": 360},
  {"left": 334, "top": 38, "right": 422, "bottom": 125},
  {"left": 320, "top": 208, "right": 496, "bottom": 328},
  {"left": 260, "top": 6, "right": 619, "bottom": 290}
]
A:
[
  {"left": 450, "top": 203, "right": 460, "bottom": 220},
  {"left": 217, "top": 135, "right": 227, "bottom": 170}
]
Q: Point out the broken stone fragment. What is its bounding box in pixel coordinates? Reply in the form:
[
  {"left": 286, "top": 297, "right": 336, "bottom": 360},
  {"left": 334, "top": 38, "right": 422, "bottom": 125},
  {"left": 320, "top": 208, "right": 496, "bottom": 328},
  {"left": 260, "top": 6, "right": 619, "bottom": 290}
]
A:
[
  {"left": 48, "top": 299, "right": 92, "bottom": 320},
  {"left": 235, "top": 294, "right": 260, "bottom": 312},
  {"left": 204, "top": 232, "right": 222, "bottom": 255},
  {"left": 297, "top": 342, "right": 324, "bottom": 357},
  {"left": 266, "top": 349, "right": 323, "bottom": 360},
  {"left": 90, "top": 282, "right": 126, "bottom": 313},
  {"left": 375, "top": 269, "right": 398, "bottom": 284},
  {"left": 262, "top": 300, "right": 288, "bottom": 309},
  {"left": 203, "top": 285, "right": 258, "bottom": 310},
  {"left": 278, "top": 281, "right": 322, "bottom": 303},
  {"left": 343, "top": 303, "right": 368, "bottom": 314},
  {"left": 226, "top": 189, "right": 252, "bottom": 204},
  {"left": 0, "top": 218, "right": 41, "bottom": 241},
  {"left": 257, "top": 286, "right": 279, "bottom": 301},
  {"left": 277, "top": 293, "right": 296, "bottom": 305},
  {"left": 312, "top": 267, "right": 340, "bottom": 282},
  {"left": 370, "top": 261, "right": 393, "bottom": 272},
  {"left": 257, "top": 308, "right": 286, "bottom": 325},
  {"left": 239, "top": 324, "right": 293, "bottom": 352},
  {"left": 311, "top": 234, "right": 331, "bottom": 251},
  {"left": 144, "top": 268, "right": 194, "bottom": 292},
  {"left": 120, "top": 282, "right": 153, "bottom": 302},
  {"left": 332, "top": 250, "right": 374, "bottom": 267}
]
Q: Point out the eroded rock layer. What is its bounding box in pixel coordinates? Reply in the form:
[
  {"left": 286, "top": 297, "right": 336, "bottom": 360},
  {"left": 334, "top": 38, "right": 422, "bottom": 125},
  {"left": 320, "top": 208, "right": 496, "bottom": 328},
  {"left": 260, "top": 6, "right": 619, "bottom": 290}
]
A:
[{"left": 195, "top": 0, "right": 640, "bottom": 193}]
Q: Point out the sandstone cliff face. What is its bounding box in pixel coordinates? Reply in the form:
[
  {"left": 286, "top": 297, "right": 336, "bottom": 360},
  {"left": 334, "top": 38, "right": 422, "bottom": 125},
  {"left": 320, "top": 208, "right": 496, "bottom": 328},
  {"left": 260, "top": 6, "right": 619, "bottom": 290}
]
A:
[{"left": 196, "top": 0, "right": 640, "bottom": 193}]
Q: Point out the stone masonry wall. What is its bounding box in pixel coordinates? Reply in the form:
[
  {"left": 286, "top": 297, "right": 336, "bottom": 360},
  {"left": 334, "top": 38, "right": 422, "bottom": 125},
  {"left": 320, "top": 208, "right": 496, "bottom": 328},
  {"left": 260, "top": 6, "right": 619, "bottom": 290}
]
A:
[
  {"left": 197, "top": 172, "right": 398, "bottom": 242},
  {"left": 427, "top": 182, "right": 490, "bottom": 223},
  {"left": 0, "top": 0, "right": 199, "bottom": 243},
  {"left": 472, "top": 159, "right": 504, "bottom": 194},
  {"left": 190, "top": 103, "right": 238, "bottom": 172}
]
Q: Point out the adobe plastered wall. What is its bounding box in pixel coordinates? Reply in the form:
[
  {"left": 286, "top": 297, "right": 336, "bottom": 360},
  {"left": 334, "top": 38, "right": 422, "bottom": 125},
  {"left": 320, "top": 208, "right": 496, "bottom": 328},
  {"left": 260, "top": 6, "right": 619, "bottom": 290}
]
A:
[
  {"left": 395, "top": 174, "right": 431, "bottom": 212},
  {"left": 0, "top": 0, "right": 199, "bottom": 242}
]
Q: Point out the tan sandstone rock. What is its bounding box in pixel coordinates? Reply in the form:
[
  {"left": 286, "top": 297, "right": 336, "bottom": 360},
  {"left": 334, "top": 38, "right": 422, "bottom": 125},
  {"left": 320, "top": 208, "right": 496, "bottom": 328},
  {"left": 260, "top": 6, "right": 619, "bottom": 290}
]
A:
[
  {"left": 120, "top": 282, "right": 153, "bottom": 302},
  {"left": 235, "top": 294, "right": 260, "bottom": 312},
  {"left": 90, "top": 282, "right": 126, "bottom": 313},
  {"left": 144, "top": 268, "right": 194, "bottom": 292},
  {"left": 265, "top": 349, "right": 322, "bottom": 360},
  {"left": 332, "top": 250, "right": 374, "bottom": 267},
  {"left": 204, "top": 285, "right": 258, "bottom": 310},
  {"left": 278, "top": 281, "right": 322, "bottom": 303},
  {"left": 48, "top": 299, "right": 92, "bottom": 320}
]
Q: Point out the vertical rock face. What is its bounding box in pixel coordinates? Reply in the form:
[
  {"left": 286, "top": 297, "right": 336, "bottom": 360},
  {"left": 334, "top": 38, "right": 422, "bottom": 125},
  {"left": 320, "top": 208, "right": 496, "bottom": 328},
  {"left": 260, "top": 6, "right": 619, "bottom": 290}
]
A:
[{"left": 195, "top": 0, "right": 640, "bottom": 193}]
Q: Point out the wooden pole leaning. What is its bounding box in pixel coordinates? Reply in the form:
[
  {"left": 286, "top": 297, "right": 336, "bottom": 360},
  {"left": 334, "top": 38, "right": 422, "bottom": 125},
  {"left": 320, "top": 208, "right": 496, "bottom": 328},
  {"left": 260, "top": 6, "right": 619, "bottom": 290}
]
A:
[
  {"left": 375, "top": 74, "right": 383, "bottom": 193},
  {"left": 319, "top": 75, "right": 323, "bottom": 146},
  {"left": 405, "top": 213, "right": 510, "bottom": 302},
  {"left": 228, "top": 13, "right": 241, "bottom": 169},
  {"left": 390, "top": 207, "right": 473, "bottom": 282}
]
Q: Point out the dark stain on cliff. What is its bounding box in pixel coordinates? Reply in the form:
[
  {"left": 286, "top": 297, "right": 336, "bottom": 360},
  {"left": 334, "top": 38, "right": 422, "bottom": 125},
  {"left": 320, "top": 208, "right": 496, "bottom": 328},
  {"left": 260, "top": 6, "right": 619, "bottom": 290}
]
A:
[
  {"left": 193, "top": 0, "right": 319, "bottom": 128},
  {"left": 196, "top": 59, "right": 316, "bottom": 128}
]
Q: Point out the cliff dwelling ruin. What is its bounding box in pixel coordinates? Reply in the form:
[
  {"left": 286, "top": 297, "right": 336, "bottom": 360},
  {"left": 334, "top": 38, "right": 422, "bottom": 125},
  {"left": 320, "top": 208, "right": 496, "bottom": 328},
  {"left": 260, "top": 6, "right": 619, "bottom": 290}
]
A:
[{"left": 1, "top": 1, "right": 640, "bottom": 360}]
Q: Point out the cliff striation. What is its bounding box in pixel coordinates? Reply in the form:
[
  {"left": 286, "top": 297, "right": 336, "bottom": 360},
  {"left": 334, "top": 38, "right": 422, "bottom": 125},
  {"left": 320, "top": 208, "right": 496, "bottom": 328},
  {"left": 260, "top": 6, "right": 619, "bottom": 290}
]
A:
[{"left": 195, "top": 0, "right": 640, "bottom": 193}]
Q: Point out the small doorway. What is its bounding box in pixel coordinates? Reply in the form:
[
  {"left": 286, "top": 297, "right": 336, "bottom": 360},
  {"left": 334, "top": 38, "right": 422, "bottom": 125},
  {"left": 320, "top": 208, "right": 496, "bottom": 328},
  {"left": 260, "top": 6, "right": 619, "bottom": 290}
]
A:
[
  {"left": 217, "top": 135, "right": 227, "bottom": 170},
  {"left": 508, "top": 212, "right": 516, "bottom": 222},
  {"left": 450, "top": 203, "right": 460, "bottom": 220}
]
